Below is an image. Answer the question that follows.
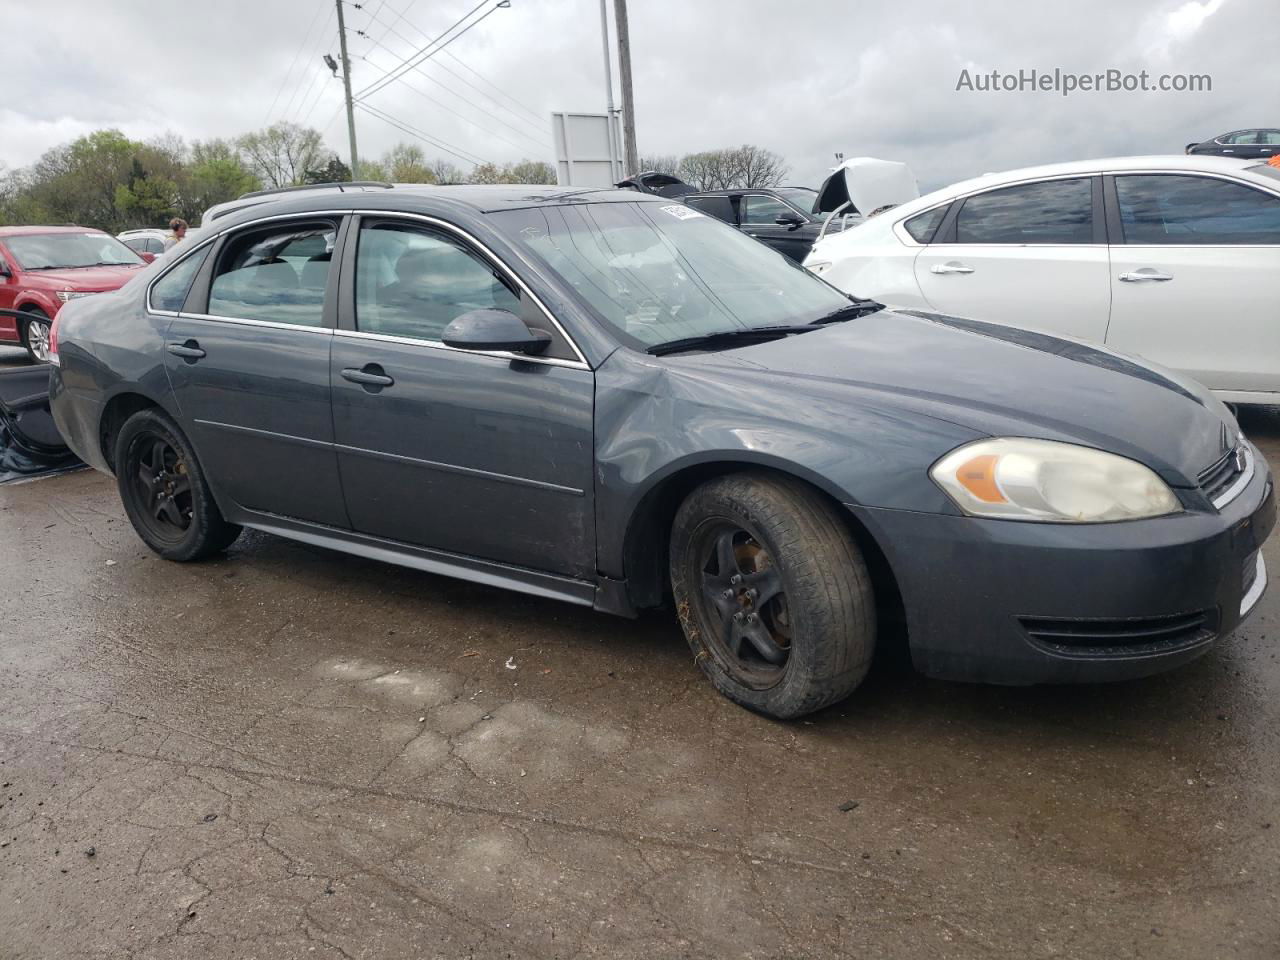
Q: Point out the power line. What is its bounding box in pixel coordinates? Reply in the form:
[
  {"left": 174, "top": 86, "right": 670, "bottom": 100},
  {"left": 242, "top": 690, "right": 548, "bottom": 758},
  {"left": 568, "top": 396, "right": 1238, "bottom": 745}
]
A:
[
  {"left": 264, "top": 1, "right": 329, "bottom": 126},
  {"left": 354, "top": 0, "right": 503, "bottom": 102},
  {"left": 279, "top": 5, "right": 337, "bottom": 123},
  {"left": 355, "top": 102, "right": 490, "bottom": 166},
  {"left": 443, "top": 49, "right": 544, "bottom": 125},
  {"left": 358, "top": 3, "right": 546, "bottom": 135},
  {"left": 359, "top": 40, "right": 551, "bottom": 152}
]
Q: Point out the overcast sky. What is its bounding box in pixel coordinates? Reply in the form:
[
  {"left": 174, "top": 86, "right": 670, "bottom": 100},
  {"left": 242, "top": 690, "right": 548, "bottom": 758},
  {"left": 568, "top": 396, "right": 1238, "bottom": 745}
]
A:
[{"left": 2, "top": 0, "right": 1277, "bottom": 191}]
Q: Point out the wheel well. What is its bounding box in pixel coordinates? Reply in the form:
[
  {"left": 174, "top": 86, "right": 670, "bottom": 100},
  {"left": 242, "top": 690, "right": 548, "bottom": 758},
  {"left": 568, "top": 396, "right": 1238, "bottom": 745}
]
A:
[
  {"left": 622, "top": 464, "right": 905, "bottom": 635},
  {"left": 99, "top": 393, "right": 161, "bottom": 470}
]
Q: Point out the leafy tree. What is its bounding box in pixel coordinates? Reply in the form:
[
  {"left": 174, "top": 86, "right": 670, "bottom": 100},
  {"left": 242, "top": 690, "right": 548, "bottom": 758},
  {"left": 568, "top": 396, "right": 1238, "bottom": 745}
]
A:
[
  {"left": 185, "top": 139, "right": 260, "bottom": 218},
  {"left": 237, "top": 122, "right": 326, "bottom": 188},
  {"left": 506, "top": 160, "right": 556, "bottom": 184},
  {"left": 302, "top": 156, "right": 352, "bottom": 184}
]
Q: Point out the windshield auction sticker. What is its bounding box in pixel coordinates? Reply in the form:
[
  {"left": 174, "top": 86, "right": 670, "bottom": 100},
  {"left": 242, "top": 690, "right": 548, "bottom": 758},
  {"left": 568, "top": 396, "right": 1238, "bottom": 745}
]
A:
[{"left": 660, "top": 205, "right": 704, "bottom": 220}]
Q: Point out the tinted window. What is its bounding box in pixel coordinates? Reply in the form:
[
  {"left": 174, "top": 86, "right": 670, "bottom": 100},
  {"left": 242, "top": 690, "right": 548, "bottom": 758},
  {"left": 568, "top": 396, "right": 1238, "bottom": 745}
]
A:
[
  {"left": 741, "top": 195, "right": 796, "bottom": 225},
  {"left": 150, "top": 246, "right": 211, "bottom": 312},
  {"left": 122, "top": 237, "right": 147, "bottom": 253},
  {"left": 954, "top": 179, "right": 1093, "bottom": 244},
  {"left": 148, "top": 238, "right": 165, "bottom": 254},
  {"left": 1222, "top": 131, "right": 1258, "bottom": 145},
  {"left": 1260, "top": 130, "right": 1280, "bottom": 145},
  {"left": 355, "top": 222, "right": 521, "bottom": 342},
  {"left": 904, "top": 206, "right": 948, "bottom": 243},
  {"left": 685, "top": 196, "right": 735, "bottom": 223},
  {"left": 208, "top": 222, "right": 336, "bottom": 325},
  {"left": 1115, "top": 175, "right": 1280, "bottom": 244}
]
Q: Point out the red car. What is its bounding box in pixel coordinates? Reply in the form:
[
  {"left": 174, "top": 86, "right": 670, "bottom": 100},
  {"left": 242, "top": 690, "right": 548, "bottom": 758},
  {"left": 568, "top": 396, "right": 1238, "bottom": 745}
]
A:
[{"left": 0, "top": 226, "right": 146, "bottom": 363}]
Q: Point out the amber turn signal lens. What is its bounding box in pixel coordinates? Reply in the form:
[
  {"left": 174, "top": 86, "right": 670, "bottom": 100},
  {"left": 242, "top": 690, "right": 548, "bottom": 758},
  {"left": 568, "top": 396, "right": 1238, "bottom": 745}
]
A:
[{"left": 955, "top": 454, "right": 1007, "bottom": 503}]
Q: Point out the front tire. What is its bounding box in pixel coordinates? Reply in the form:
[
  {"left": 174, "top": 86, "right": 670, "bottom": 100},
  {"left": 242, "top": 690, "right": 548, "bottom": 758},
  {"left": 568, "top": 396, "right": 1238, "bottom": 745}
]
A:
[
  {"left": 670, "top": 472, "right": 876, "bottom": 719},
  {"left": 114, "top": 409, "right": 241, "bottom": 561},
  {"left": 20, "top": 309, "right": 51, "bottom": 364}
]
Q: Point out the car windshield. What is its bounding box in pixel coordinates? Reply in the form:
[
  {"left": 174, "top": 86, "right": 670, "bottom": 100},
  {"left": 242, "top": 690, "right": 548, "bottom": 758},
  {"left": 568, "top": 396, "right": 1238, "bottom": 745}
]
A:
[
  {"left": 5, "top": 232, "right": 143, "bottom": 269},
  {"left": 491, "top": 201, "right": 852, "bottom": 351}
]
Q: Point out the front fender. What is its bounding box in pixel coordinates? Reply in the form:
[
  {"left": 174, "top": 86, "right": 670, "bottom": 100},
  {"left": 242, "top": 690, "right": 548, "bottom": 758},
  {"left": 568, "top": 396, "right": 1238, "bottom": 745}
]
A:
[{"left": 593, "top": 348, "right": 981, "bottom": 578}]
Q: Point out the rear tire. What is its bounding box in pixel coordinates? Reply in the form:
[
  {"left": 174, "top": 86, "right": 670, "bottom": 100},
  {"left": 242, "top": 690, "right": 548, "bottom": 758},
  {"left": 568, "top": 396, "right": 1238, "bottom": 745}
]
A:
[
  {"left": 19, "top": 308, "right": 51, "bottom": 364},
  {"left": 114, "top": 408, "right": 241, "bottom": 561},
  {"left": 669, "top": 472, "right": 876, "bottom": 720}
]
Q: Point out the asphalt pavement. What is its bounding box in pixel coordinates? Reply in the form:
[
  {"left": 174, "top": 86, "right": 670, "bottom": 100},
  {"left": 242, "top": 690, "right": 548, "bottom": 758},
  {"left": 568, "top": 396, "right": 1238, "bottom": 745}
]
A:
[{"left": 2, "top": 347, "right": 1277, "bottom": 958}]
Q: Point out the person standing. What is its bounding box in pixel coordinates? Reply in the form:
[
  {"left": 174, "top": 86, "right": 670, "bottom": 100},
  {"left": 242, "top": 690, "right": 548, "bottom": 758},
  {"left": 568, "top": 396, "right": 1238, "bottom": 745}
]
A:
[{"left": 164, "top": 218, "right": 188, "bottom": 251}]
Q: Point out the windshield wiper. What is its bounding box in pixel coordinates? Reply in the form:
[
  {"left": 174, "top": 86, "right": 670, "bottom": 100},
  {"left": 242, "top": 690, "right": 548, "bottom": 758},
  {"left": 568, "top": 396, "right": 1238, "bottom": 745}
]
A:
[
  {"left": 646, "top": 324, "right": 819, "bottom": 356},
  {"left": 812, "top": 298, "right": 883, "bottom": 324}
]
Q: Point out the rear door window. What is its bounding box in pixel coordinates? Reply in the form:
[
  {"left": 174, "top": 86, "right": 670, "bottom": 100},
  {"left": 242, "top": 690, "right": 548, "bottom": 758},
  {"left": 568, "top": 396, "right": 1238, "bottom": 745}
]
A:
[
  {"left": 685, "top": 196, "right": 735, "bottom": 224},
  {"left": 1114, "top": 174, "right": 1280, "bottom": 244},
  {"left": 207, "top": 221, "right": 337, "bottom": 325},
  {"left": 953, "top": 178, "right": 1093, "bottom": 244}
]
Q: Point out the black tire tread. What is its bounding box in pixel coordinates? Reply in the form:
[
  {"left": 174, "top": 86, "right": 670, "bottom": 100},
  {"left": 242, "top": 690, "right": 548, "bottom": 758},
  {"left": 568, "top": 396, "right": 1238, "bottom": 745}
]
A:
[
  {"left": 670, "top": 471, "right": 876, "bottom": 719},
  {"left": 114, "top": 408, "right": 242, "bottom": 561}
]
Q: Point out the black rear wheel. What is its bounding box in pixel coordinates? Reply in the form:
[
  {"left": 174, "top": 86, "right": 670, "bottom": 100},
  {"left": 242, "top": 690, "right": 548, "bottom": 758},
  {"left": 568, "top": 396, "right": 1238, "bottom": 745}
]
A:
[
  {"left": 670, "top": 472, "right": 876, "bottom": 719},
  {"left": 115, "top": 409, "right": 241, "bottom": 561}
]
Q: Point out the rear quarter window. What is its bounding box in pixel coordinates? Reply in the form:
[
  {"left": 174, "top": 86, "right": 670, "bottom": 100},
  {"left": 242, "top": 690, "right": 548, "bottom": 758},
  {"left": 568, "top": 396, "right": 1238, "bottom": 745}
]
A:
[{"left": 903, "top": 206, "right": 948, "bottom": 243}]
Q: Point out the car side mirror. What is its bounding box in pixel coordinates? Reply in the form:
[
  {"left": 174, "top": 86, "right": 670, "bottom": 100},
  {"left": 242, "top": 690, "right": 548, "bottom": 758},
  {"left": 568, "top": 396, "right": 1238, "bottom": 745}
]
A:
[
  {"left": 441, "top": 308, "right": 552, "bottom": 355},
  {"left": 139, "top": 252, "right": 157, "bottom": 264},
  {"left": 0, "top": 261, "right": 10, "bottom": 277},
  {"left": 775, "top": 213, "right": 805, "bottom": 229}
]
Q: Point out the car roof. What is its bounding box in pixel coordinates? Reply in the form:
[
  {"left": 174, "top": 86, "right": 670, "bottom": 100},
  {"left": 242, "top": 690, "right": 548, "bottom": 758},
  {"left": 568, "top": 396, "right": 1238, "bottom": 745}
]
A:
[
  {"left": 200, "top": 182, "right": 665, "bottom": 227},
  {"left": 0, "top": 224, "right": 103, "bottom": 237},
  {"left": 885, "top": 155, "right": 1267, "bottom": 220}
]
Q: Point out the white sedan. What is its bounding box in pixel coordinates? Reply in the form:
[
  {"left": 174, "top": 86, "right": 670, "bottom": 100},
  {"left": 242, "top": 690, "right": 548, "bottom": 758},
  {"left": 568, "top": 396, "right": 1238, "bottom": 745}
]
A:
[{"left": 805, "top": 155, "right": 1280, "bottom": 404}]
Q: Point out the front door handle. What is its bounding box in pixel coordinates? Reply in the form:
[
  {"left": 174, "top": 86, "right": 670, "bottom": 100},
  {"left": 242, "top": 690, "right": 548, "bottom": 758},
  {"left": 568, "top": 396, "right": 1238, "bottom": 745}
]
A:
[
  {"left": 930, "top": 262, "right": 974, "bottom": 275},
  {"left": 166, "top": 340, "right": 205, "bottom": 360},
  {"left": 341, "top": 365, "right": 395, "bottom": 388},
  {"left": 1118, "top": 270, "right": 1174, "bottom": 282}
]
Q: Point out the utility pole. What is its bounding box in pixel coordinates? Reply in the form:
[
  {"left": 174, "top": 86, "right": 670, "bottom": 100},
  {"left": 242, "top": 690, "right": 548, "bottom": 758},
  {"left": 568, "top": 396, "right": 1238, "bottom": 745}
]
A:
[
  {"left": 334, "top": 0, "right": 360, "bottom": 177},
  {"left": 598, "top": 0, "right": 621, "bottom": 181},
  {"left": 614, "top": 0, "right": 639, "bottom": 176}
]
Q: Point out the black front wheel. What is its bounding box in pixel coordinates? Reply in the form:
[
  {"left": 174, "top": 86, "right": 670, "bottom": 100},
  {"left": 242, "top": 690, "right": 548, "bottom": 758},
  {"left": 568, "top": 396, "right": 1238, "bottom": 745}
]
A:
[
  {"left": 670, "top": 472, "right": 876, "bottom": 719},
  {"left": 115, "top": 409, "right": 241, "bottom": 561}
]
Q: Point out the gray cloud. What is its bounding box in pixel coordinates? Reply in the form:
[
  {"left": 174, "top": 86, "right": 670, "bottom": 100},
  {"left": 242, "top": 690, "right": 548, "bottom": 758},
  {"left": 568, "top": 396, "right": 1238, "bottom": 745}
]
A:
[{"left": 2, "top": 0, "right": 1276, "bottom": 192}]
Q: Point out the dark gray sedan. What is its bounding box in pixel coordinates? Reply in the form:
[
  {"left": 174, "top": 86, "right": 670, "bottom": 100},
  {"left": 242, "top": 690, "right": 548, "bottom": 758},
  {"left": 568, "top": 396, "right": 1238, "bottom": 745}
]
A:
[{"left": 49, "top": 184, "right": 1274, "bottom": 719}]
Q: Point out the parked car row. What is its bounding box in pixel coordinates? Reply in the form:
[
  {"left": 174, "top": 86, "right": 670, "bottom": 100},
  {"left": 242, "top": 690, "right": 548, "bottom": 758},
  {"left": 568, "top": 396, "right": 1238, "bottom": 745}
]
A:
[
  {"left": 48, "top": 180, "right": 1274, "bottom": 719},
  {"left": 1186, "top": 128, "right": 1280, "bottom": 160}
]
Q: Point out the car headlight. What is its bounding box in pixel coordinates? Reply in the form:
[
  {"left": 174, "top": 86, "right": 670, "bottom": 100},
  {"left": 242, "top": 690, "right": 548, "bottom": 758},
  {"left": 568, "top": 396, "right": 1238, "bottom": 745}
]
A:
[
  {"left": 930, "top": 438, "right": 1181, "bottom": 522},
  {"left": 805, "top": 260, "right": 832, "bottom": 275},
  {"left": 56, "top": 290, "right": 94, "bottom": 302}
]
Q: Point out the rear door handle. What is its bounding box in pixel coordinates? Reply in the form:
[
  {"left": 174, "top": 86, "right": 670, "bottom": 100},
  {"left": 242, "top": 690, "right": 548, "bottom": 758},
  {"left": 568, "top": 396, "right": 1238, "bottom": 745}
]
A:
[
  {"left": 166, "top": 340, "right": 205, "bottom": 360},
  {"left": 930, "top": 262, "right": 974, "bottom": 275},
  {"left": 1118, "top": 270, "right": 1174, "bottom": 282},
  {"left": 341, "top": 365, "right": 394, "bottom": 388}
]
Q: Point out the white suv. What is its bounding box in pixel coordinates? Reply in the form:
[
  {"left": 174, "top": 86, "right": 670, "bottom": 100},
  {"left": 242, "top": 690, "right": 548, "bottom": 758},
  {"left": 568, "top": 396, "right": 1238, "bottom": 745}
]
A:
[{"left": 805, "top": 155, "right": 1280, "bottom": 404}]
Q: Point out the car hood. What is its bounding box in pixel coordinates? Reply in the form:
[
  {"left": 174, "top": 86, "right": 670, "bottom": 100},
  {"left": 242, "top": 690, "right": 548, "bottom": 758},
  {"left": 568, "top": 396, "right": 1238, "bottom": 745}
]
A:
[
  {"left": 687, "top": 309, "right": 1237, "bottom": 487},
  {"left": 814, "top": 157, "right": 919, "bottom": 216},
  {"left": 24, "top": 264, "right": 145, "bottom": 290}
]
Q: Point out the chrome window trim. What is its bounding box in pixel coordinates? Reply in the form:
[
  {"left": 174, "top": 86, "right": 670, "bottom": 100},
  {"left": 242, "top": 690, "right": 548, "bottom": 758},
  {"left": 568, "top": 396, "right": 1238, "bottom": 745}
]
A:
[
  {"left": 174, "top": 312, "right": 335, "bottom": 336},
  {"left": 350, "top": 209, "right": 590, "bottom": 368},
  {"left": 144, "top": 208, "right": 592, "bottom": 369},
  {"left": 332, "top": 328, "right": 587, "bottom": 370},
  {"left": 1211, "top": 442, "right": 1255, "bottom": 510}
]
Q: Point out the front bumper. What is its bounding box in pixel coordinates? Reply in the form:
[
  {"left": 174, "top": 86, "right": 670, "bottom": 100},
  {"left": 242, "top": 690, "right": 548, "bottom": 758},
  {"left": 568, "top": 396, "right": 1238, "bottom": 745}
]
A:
[{"left": 850, "top": 450, "right": 1276, "bottom": 684}]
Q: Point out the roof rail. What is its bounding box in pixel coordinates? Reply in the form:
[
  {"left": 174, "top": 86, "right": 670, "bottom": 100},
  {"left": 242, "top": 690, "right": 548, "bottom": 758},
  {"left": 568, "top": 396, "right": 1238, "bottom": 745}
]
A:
[{"left": 236, "top": 181, "right": 394, "bottom": 201}]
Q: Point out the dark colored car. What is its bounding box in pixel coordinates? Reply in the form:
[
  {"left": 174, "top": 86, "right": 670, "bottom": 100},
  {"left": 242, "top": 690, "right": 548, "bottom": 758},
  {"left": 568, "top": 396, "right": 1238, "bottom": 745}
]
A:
[
  {"left": 0, "top": 226, "right": 146, "bottom": 362},
  {"left": 1186, "top": 129, "right": 1280, "bottom": 160},
  {"left": 50, "top": 184, "right": 1274, "bottom": 719},
  {"left": 682, "top": 187, "right": 838, "bottom": 262},
  {"left": 614, "top": 171, "right": 698, "bottom": 198}
]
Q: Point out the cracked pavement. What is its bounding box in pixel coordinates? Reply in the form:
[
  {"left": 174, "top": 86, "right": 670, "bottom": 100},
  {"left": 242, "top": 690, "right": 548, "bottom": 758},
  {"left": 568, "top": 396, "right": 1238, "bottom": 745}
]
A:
[{"left": 2, "top": 358, "right": 1279, "bottom": 957}]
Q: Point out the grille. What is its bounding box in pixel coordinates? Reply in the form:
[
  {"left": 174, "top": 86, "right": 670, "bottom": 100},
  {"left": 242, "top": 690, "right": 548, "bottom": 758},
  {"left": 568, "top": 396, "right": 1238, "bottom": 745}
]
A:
[
  {"left": 1019, "top": 610, "right": 1215, "bottom": 656},
  {"left": 1199, "top": 444, "right": 1247, "bottom": 505}
]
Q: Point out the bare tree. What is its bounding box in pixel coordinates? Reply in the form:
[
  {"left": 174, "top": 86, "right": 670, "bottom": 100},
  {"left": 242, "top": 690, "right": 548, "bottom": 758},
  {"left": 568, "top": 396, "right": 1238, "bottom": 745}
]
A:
[
  {"left": 677, "top": 145, "right": 788, "bottom": 190},
  {"left": 237, "top": 122, "right": 326, "bottom": 188},
  {"left": 639, "top": 154, "right": 680, "bottom": 176},
  {"left": 733, "top": 144, "right": 789, "bottom": 187}
]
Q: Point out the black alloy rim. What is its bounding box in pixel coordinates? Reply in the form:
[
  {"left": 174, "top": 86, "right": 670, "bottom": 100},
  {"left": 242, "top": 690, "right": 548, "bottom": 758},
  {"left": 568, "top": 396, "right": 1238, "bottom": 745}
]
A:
[
  {"left": 131, "top": 434, "right": 193, "bottom": 542},
  {"left": 690, "top": 520, "right": 792, "bottom": 687}
]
